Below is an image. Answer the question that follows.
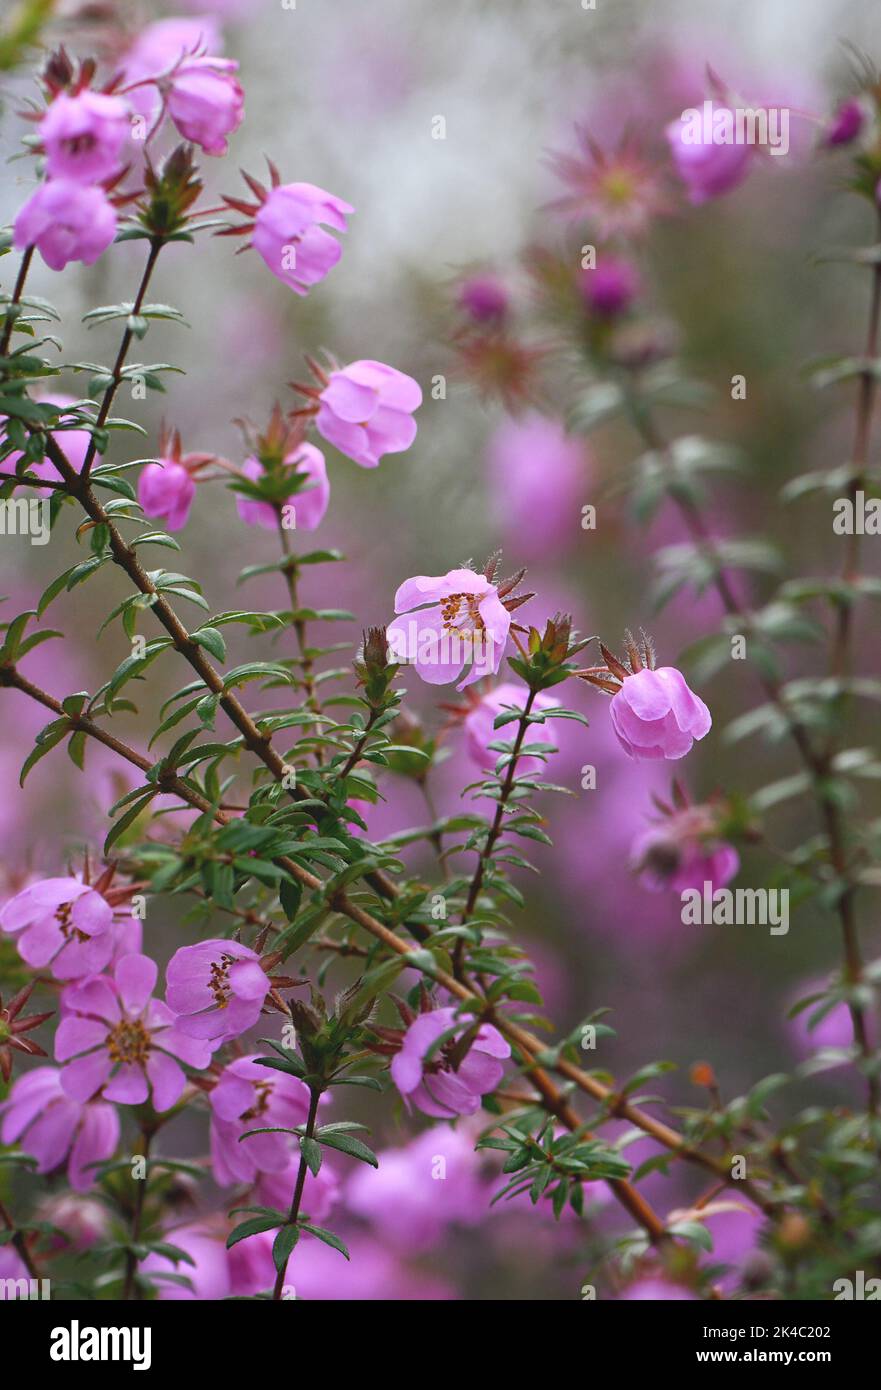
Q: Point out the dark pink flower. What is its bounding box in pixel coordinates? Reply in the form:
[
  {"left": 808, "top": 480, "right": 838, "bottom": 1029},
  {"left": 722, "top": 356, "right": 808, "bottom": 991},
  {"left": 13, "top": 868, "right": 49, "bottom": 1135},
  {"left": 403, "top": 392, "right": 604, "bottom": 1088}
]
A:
[
  {"left": 138, "top": 459, "right": 196, "bottom": 531},
  {"left": 316, "top": 360, "right": 421, "bottom": 467},
  {"left": 390, "top": 1006, "right": 510, "bottom": 1118},
  {"left": 0, "top": 1066, "right": 118, "bottom": 1191},
  {"left": 13, "top": 180, "right": 117, "bottom": 271},
  {"left": 387, "top": 568, "right": 511, "bottom": 690},
  {"left": 464, "top": 682, "right": 558, "bottom": 772},
  {"left": 665, "top": 106, "right": 752, "bottom": 205},
  {"left": 56, "top": 954, "right": 211, "bottom": 1110},
  {"left": 457, "top": 273, "right": 509, "bottom": 324},
  {"left": 209, "top": 1054, "right": 313, "bottom": 1185},
  {"left": 0, "top": 876, "right": 113, "bottom": 979},
  {"left": 167, "top": 57, "right": 244, "bottom": 155},
  {"left": 580, "top": 256, "right": 640, "bottom": 317},
  {"left": 40, "top": 90, "right": 131, "bottom": 184},
  {"left": 165, "top": 939, "right": 270, "bottom": 1042},
  {"left": 236, "top": 444, "right": 329, "bottom": 532},
  {"left": 824, "top": 99, "right": 864, "bottom": 148},
  {"left": 610, "top": 667, "right": 711, "bottom": 760},
  {"left": 252, "top": 183, "right": 353, "bottom": 295}
]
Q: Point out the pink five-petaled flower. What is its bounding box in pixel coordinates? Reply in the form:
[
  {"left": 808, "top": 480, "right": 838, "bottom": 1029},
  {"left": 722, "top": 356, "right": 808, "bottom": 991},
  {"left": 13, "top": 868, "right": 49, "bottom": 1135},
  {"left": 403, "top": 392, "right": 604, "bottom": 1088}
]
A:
[
  {"left": 463, "top": 682, "right": 558, "bottom": 772},
  {"left": 252, "top": 182, "right": 353, "bottom": 295},
  {"left": 0, "top": 1066, "right": 119, "bottom": 1192},
  {"left": 387, "top": 568, "right": 511, "bottom": 690},
  {"left": 13, "top": 180, "right": 117, "bottom": 271},
  {"left": 610, "top": 667, "right": 711, "bottom": 761},
  {"left": 138, "top": 459, "right": 196, "bottom": 531},
  {"left": 39, "top": 90, "right": 132, "bottom": 184},
  {"left": 665, "top": 105, "right": 752, "bottom": 205},
  {"left": 209, "top": 1054, "right": 313, "bottom": 1186},
  {"left": 0, "top": 876, "right": 113, "bottom": 979},
  {"left": 165, "top": 939, "right": 270, "bottom": 1042},
  {"left": 56, "top": 954, "right": 211, "bottom": 1111},
  {"left": 316, "top": 360, "right": 422, "bottom": 468},
  {"left": 236, "top": 444, "right": 330, "bottom": 532},
  {"left": 166, "top": 56, "right": 244, "bottom": 155},
  {"left": 390, "top": 1007, "right": 510, "bottom": 1119}
]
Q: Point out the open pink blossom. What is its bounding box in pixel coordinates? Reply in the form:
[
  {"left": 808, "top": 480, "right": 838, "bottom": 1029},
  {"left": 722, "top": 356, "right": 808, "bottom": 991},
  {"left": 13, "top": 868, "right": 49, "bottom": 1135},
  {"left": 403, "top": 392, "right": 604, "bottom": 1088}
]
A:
[
  {"left": 0, "top": 876, "right": 113, "bottom": 979},
  {"left": 316, "top": 360, "right": 421, "bottom": 467},
  {"left": 610, "top": 667, "right": 711, "bottom": 760},
  {"left": 252, "top": 183, "right": 353, "bottom": 295},
  {"left": 387, "top": 568, "right": 511, "bottom": 690},
  {"left": 167, "top": 57, "right": 244, "bottom": 155},
  {"left": 665, "top": 106, "right": 753, "bottom": 205},
  {"left": 165, "top": 939, "right": 270, "bottom": 1041},
  {"left": 40, "top": 90, "right": 131, "bottom": 184},
  {"left": 390, "top": 1006, "right": 510, "bottom": 1118},
  {"left": 347, "top": 1124, "right": 487, "bottom": 1250},
  {"left": 236, "top": 444, "right": 329, "bottom": 532},
  {"left": 56, "top": 954, "right": 211, "bottom": 1111},
  {"left": 138, "top": 459, "right": 196, "bottom": 531},
  {"left": 464, "top": 682, "right": 558, "bottom": 772},
  {"left": 13, "top": 180, "right": 117, "bottom": 271},
  {"left": 632, "top": 824, "right": 739, "bottom": 894},
  {"left": 0, "top": 1066, "right": 118, "bottom": 1191},
  {"left": 209, "top": 1055, "right": 313, "bottom": 1185}
]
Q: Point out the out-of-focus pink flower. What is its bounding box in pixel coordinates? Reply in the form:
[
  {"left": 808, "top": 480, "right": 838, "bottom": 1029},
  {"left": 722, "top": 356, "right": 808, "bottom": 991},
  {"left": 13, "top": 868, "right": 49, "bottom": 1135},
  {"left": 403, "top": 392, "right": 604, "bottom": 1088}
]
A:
[
  {"left": 40, "top": 90, "right": 131, "bottom": 184},
  {"left": 618, "top": 1277, "right": 697, "bottom": 1300},
  {"left": 257, "top": 1157, "right": 340, "bottom": 1225},
  {"left": 463, "top": 682, "right": 558, "bottom": 772},
  {"left": 166, "top": 939, "right": 269, "bottom": 1042},
  {"left": 632, "top": 810, "right": 739, "bottom": 895},
  {"left": 486, "top": 413, "right": 585, "bottom": 558},
  {"left": 252, "top": 183, "right": 353, "bottom": 295},
  {"left": 13, "top": 180, "right": 117, "bottom": 271},
  {"left": 316, "top": 360, "right": 421, "bottom": 467},
  {"left": 0, "top": 1247, "right": 29, "bottom": 1294},
  {"left": 167, "top": 57, "right": 244, "bottom": 155},
  {"left": 37, "top": 1192, "right": 110, "bottom": 1249},
  {"left": 390, "top": 1006, "right": 510, "bottom": 1118},
  {"left": 347, "top": 1124, "right": 487, "bottom": 1250},
  {"left": 610, "top": 668, "right": 711, "bottom": 761},
  {"left": 0, "top": 876, "right": 113, "bottom": 979},
  {"left": 580, "top": 256, "right": 640, "bottom": 317},
  {"left": 229, "top": 1228, "right": 454, "bottom": 1300},
  {"left": 142, "top": 1224, "right": 231, "bottom": 1300},
  {"left": 788, "top": 978, "right": 862, "bottom": 1057},
  {"left": 120, "top": 17, "right": 223, "bottom": 126},
  {"left": 236, "top": 444, "right": 329, "bottom": 532},
  {"left": 665, "top": 105, "right": 753, "bottom": 204},
  {"left": 387, "top": 568, "right": 511, "bottom": 691},
  {"left": 824, "top": 99, "right": 864, "bottom": 148},
  {"left": 138, "top": 459, "right": 196, "bottom": 531},
  {"left": 0, "top": 1066, "right": 118, "bottom": 1191},
  {"left": 457, "top": 273, "right": 509, "bottom": 323},
  {"left": 546, "top": 130, "right": 666, "bottom": 237},
  {"left": 56, "top": 955, "right": 212, "bottom": 1110},
  {"left": 208, "top": 1054, "right": 313, "bottom": 1186}
]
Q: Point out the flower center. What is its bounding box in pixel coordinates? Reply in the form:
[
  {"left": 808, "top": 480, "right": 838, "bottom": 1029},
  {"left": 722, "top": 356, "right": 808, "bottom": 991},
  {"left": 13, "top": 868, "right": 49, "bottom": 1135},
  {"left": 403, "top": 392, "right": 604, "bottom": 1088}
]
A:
[
  {"left": 107, "top": 1019, "right": 151, "bottom": 1066},
  {"left": 208, "top": 953, "right": 237, "bottom": 1009},
  {"left": 64, "top": 133, "right": 97, "bottom": 156},
  {"left": 241, "top": 1080, "right": 274, "bottom": 1121},
  {"left": 439, "top": 593, "right": 486, "bottom": 638},
  {"left": 56, "top": 901, "right": 89, "bottom": 944}
]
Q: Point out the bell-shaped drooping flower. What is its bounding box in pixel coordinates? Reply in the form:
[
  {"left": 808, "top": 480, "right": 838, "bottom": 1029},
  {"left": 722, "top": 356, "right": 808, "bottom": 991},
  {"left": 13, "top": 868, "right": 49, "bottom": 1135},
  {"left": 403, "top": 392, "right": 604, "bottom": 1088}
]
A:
[
  {"left": 249, "top": 180, "right": 353, "bottom": 295},
  {"left": 40, "top": 90, "right": 132, "bottom": 184},
  {"left": 236, "top": 444, "right": 329, "bottom": 532},
  {"left": 0, "top": 1066, "right": 118, "bottom": 1191},
  {"left": 0, "top": 876, "right": 113, "bottom": 978},
  {"left": 665, "top": 103, "right": 752, "bottom": 205},
  {"left": 56, "top": 954, "right": 212, "bottom": 1111},
  {"left": 166, "top": 56, "right": 244, "bottom": 155},
  {"left": 386, "top": 562, "right": 517, "bottom": 690},
  {"left": 13, "top": 179, "right": 117, "bottom": 271},
  {"left": 137, "top": 427, "right": 219, "bottom": 532},
  {"left": 631, "top": 789, "right": 739, "bottom": 894},
  {"left": 578, "top": 631, "right": 711, "bottom": 761},
  {"left": 165, "top": 939, "right": 270, "bottom": 1042},
  {"left": 208, "top": 1054, "right": 313, "bottom": 1186},
  {"left": 120, "top": 16, "right": 223, "bottom": 126},
  {"left": 389, "top": 1006, "right": 510, "bottom": 1119},
  {"left": 463, "top": 681, "right": 558, "bottom": 771},
  {"left": 314, "top": 360, "right": 421, "bottom": 467}
]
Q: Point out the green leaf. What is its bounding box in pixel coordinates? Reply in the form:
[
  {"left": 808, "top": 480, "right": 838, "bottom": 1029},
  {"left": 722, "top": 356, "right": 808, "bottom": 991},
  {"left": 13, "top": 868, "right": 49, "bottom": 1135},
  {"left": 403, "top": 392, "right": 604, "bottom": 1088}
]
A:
[
  {"left": 272, "top": 1224, "right": 299, "bottom": 1274},
  {"left": 315, "top": 1131, "right": 378, "bottom": 1167},
  {"left": 299, "top": 1224, "right": 349, "bottom": 1259},
  {"left": 226, "top": 1215, "right": 281, "bottom": 1248},
  {"left": 300, "top": 1136, "right": 322, "bottom": 1177}
]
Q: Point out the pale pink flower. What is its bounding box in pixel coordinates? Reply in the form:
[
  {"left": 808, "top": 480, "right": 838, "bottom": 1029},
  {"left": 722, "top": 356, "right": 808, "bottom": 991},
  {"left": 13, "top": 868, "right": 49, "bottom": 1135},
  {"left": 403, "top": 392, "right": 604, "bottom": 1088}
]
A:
[
  {"left": 252, "top": 183, "right": 353, "bottom": 295},
  {"left": 165, "top": 939, "right": 269, "bottom": 1042},
  {"left": 0, "top": 1066, "right": 118, "bottom": 1191},
  {"left": 665, "top": 105, "right": 753, "bottom": 205},
  {"left": 208, "top": 1054, "right": 312, "bottom": 1186},
  {"left": 236, "top": 444, "right": 329, "bottom": 532},
  {"left": 40, "top": 90, "right": 131, "bottom": 184},
  {"left": 316, "top": 360, "right": 421, "bottom": 467},
  {"left": 138, "top": 459, "right": 196, "bottom": 531},
  {"left": 0, "top": 876, "right": 113, "bottom": 979},
  {"left": 167, "top": 57, "right": 244, "bottom": 155},
  {"left": 387, "top": 568, "right": 511, "bottom": 690},
  {"left": 610, "top": 667, "right": 711, "bottom": 760},
  {"left": 13, "top": 180, "right": 117, "bottom": 271},
  {"left": 390, "top": 1006, "right": 510, "bottom": 1118},
  {"left": 464, "top": 682, "right": 558, "bottom": 772}
]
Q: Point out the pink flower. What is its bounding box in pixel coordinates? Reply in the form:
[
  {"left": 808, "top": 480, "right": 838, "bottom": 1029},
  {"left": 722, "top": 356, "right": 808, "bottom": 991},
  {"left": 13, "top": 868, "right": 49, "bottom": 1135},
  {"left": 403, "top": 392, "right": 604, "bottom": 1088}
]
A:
[
  {"left": 457, "top": 273, "right": 509, "bottom": 323},
  {"left": 609, "top": 667, "right": 711, "bottom": 760},
  {"left": 824, "top": 99, "right": 864, "bottom": 148},
  {"left": 546, "top": 131, "right": 666, "bottom": 237},
  {"left": 257, "top": 1157, "right": 340, "bottom": 1225},
  {"left": 120, "top": 17, "right": 223, "bottom": 126},
  {"left": 208, "top": 1055, "right": 313, "bottom": 1186},
  {"left": 138, "top": 459, "right": 196, "bottom": 531},
  {"left": 632, "top": 824, "right": 739, "bottom": 894},
  {"left": 665, "top": 106, "right": 752, "bottom": 205},
  {"left": 236, "top": 444, "right": 330, "bottom": 532},
  {"left": 316, "top": 360, "right": 421, "bottom": 467},
  {"left": 142, "top": 1224, "right": 230, "bottom": 1300},
  {"left": 464, "top": 682, "right": 558, "bottom": 772},
  {"left": 347, "top": 1125, "right": 487, "bottom": 1250},
  {"left": 37, "top": 1193, "right": 109, "bottom": 1250},
  {"left": 390, "top": 1006, "right": 510, "bottom": 1118},
  {"left": 40, "top": 90, "right": 131, "bottom": 184},
  {"left": 165, "top": 939, "right": 270, "bottom": 1042},
  {"left": 580, "top": 256, "right": 640, "bottom": 317},
  {"left": 56, "top": 954, "right": 212, "bottom": 1110},
  {"left": 167, "top": 57, "right": 244, "bottom": 155},
  {"left": 252, "top": 183, "right": 353, "bottom": 295},
  {"left": 0, "top": 876, "right": 113, "bottom": 979},
  {"left": 387, "top": 568, "right": 511, "bottom": 690},
  {"left": 0, "top": 1066, "right": 118, "bottom": 1191},
  {"left": 13, "top": 180, "right": 117, "bottom": 271},
  {"left": 788, "top": 978, "right": 862, "bottom": 1057},
  {"left": 486, "top": 413, "right": 585, "bottom": 558},
  {"left": 618, "top": 1278, "right": 697, "bottom": 1300}
]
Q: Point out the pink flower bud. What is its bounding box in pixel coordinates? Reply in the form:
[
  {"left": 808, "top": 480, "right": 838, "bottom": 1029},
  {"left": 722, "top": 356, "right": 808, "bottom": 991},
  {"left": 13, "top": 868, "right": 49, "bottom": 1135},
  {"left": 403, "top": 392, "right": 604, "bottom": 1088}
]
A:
[
  {"left": 824, "top": 99, "right": 864, "bottom": 148},
  {"left": 167, "top": 57, "right": 244, "bottom": 156},
  {"left": 581, "top": 256, "right": 640, "bottom": 317},
  {"left": 665, "top": 105, "right": 752, "bottom": 205},
  {"left": 316, "top": 359, "right": 421, "bottom": 467},
  {"left": 138, "top": 459, "right": 197, "bottom": 531},
  {"left": 40, "top": 90, "right": 132, "bottom": 184},
  {"left": 235, "top": 443, "right": 329, "bottom": 532},
  {"left": 610, "top": 666, "right": 711, "bottom": 760},
  {"left": 457, "top": 273, "right": 509, "bottom": 323},
  {"left": 252, "top": 182, "right": 353, "bottom": 295},
  {"left": 13, "top": 180, "right": 117, "bottom": 271}
]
